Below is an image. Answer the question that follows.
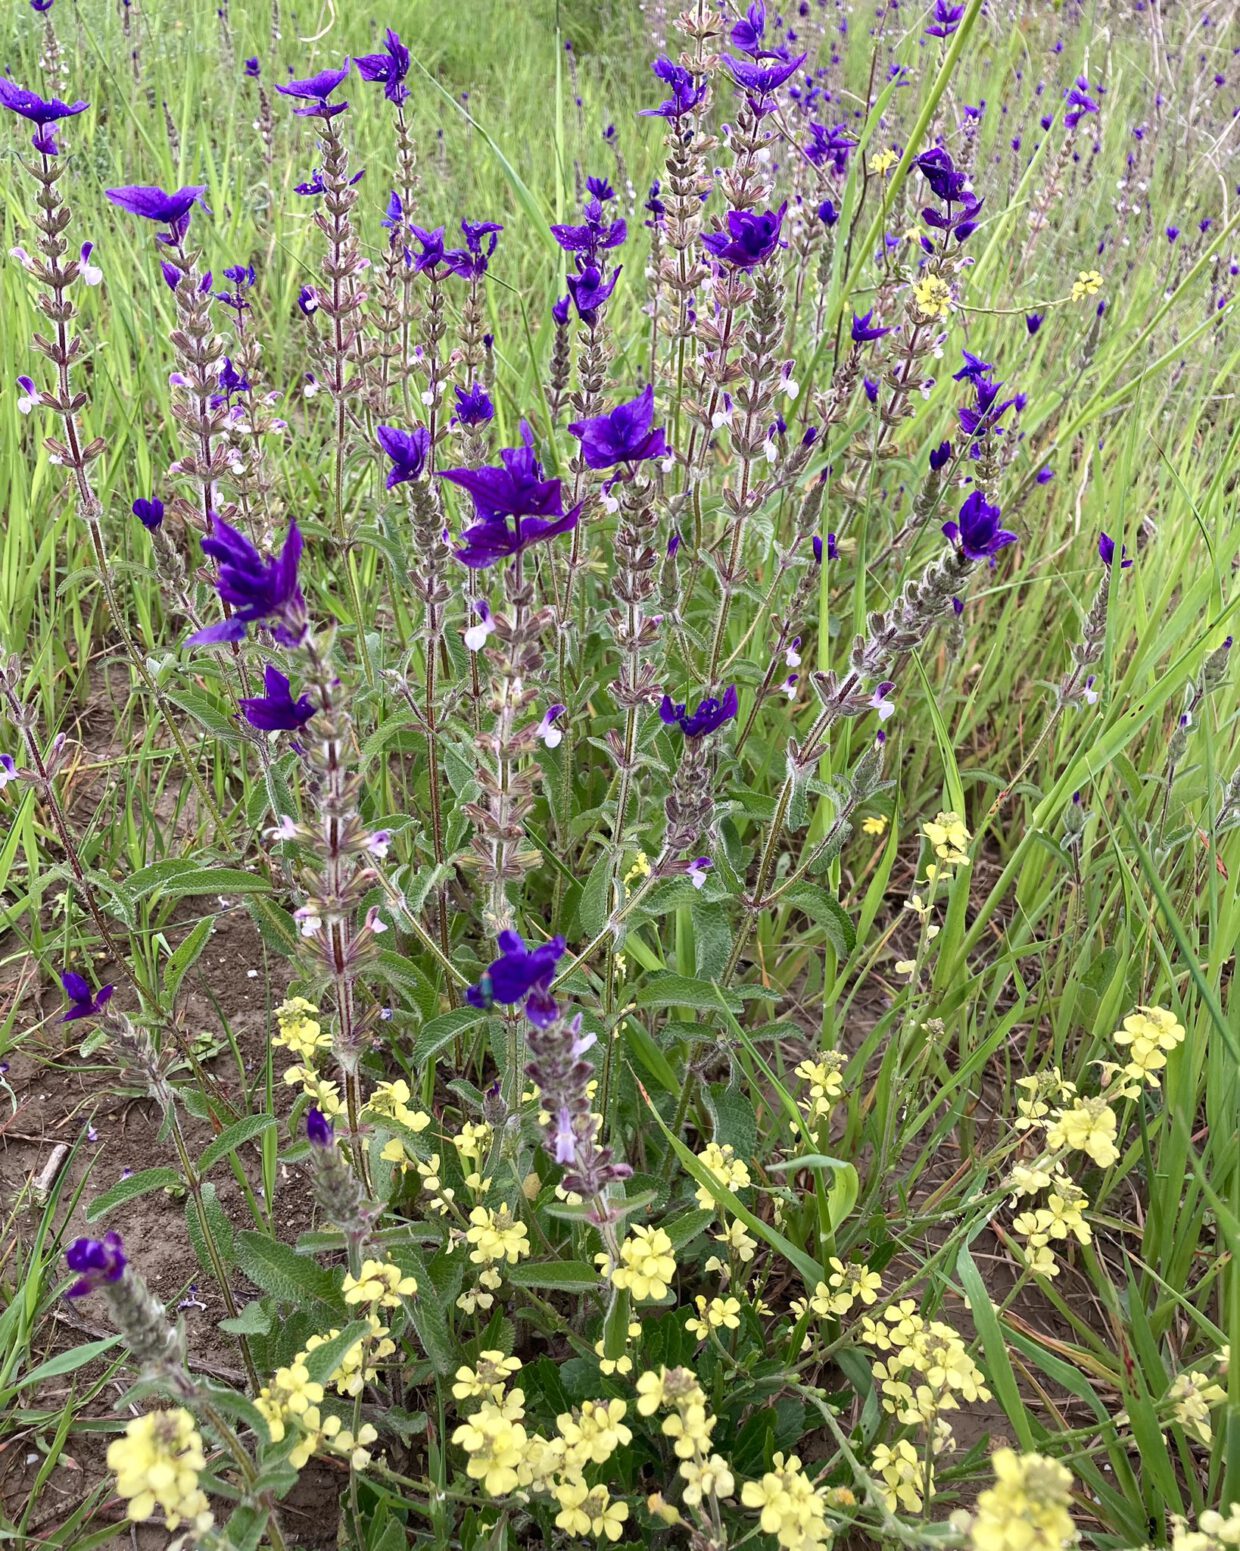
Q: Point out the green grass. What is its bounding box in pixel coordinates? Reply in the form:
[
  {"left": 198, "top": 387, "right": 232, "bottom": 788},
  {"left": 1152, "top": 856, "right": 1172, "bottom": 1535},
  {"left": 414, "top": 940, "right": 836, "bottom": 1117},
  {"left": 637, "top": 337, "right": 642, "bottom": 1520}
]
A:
[{"left": 0, "top": 0, "right": 1237, "bottom": 1546}]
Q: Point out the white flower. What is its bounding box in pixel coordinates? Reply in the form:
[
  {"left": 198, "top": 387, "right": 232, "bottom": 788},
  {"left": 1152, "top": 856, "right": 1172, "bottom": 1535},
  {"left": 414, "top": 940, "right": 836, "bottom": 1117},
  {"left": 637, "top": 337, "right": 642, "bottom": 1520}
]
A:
[{"left": 464, "top": 600, "right": 494, "bottom": 652}]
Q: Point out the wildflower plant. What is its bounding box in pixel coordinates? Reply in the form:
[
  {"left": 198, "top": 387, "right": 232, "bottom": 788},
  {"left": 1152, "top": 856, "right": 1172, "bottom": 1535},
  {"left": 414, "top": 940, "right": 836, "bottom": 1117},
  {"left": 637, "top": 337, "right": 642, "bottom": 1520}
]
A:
[{"left": 0, "top": 1, "right": 1236, "bottom": 1548}]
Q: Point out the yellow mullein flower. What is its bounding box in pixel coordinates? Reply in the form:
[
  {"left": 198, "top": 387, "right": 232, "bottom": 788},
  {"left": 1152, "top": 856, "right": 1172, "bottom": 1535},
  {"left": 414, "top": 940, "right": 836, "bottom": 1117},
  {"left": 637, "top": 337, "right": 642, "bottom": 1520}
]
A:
[
  {"left": 624, "top": 850, "right": 652, "bottom": 883},
  {"left": 1046, "top": 1097, "right": 1120, "bottom": 1167},
  {"left": 741, "top": 1451, "right": 832, "bottom": 1551},
  {"left": 342, "top": 1258, "right": 417, "bottom": 1308},
  {"left": 968, "top": 1448, "right": 1076, "bottom": 1551},
  {"left": 452, "top": 1351, "right": 522, "bottom": 1404},
  {"left": 452, "top": 1120, "right": 492, "bottom": 1163},
  {"left": 1071, "top": 269, "right": 1103, "bottom": 301},
  {"left": 273, "top": 997, "right": 331, "bottom": 1064},
  {"left": 862, "top": 814, "right": 889, "bottom": 836},
  {"left": 873, "top": 1438, "right": 929, "bottom": 1512},
  {"left": 870, "top": 147, "right": 899, "bottom": 175},
  {"left": 827, "top": 1257, "right": 882, "bottom": 1312},
  {"left": 680, "top": 1452, "right": 735, "bottom": 1506},
  {"left": 912, "top": 273, "right": 952, "bottom": 317},
  {"left": 923, "top": 809, "right": 971, "bottom": 864},
  {"left": 686, "top": 1293, "right": 742, "bottom": 1339},
  {"left": 304, "top": 1318, "right": 395, "bottom": 1398},
  {"left": 599, "top": 1224, "right": 677, "bottom": 1301},
  {"left": 557, "top": 1398, "right": 632, "bottom": 1468},
  {"left": 466, "top": 1204, "right": 530, "bottom": 1265},
  {"left": 367, "top": 1078, "right": 431, "bottom": 1133},
  {"left": 594, "top": 1320, "right": 642, "bottom": 1376},
  {"left": 1168, "top": 1370, "right": 1226, "bottom": 1444},
  {"left": 451, "top": 1402, "right": 528, "bottom": 1495},
  {"left": 106, "top": 1409, "right": 213, "bottom": 1534},
  {"left": 794, "top": 1050, "right": 847, "bottom": 1121},
  {"left": 711, "top": 1217, "right": 758, "bottom": 1264},
  {"left": 694, "top": 1141, "right": 752, "bottom": 1209}
]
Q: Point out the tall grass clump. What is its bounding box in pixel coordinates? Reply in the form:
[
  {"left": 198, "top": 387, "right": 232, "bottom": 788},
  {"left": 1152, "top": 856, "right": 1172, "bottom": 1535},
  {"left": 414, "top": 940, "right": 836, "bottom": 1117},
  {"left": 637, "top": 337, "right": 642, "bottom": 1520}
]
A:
[{"left": 0, "top": 0, "right": 1236, "bottom": 1548}]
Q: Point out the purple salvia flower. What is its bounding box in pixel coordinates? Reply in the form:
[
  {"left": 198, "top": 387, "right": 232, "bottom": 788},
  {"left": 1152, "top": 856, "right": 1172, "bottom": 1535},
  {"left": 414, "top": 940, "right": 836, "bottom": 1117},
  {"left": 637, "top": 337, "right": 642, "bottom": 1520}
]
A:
[
  {"left": 925, "top": 0, "right": 965, "bottom": 37},
  {"left": 185, "top": 515, "right": 307, "bottom": 647},
  {"left": 377, "top": 424, "right": 432, "bottom": 488},
  {"left": 0, "top": 754, "right": 18, "bottom": 787},
  {"left": 275, "top": 61, "right": 351, "bottom": 118},
  {"left": 851, "top": 310, "right": 891, "bottom": 343},
  {"left": 463, "top": 598, "right": 494, "bottom": 651},
  {"left": 466, "top": 930, "right": 567, "bottom": 1027},
  {"left": 1097, "top": 531, "right": 1132, "bottom": 569},
  {"left": 440, "top": 421, "right": 566, "bottom": 520},
  {"left": 568, "top": 384, "right": 668, "bottom": 470},
  {"left": 723, "top": 52, "right": 807, "bottom": 102},
  {"left": 687, "top": 857, "right": 712, "bottom": 889},
  {"left": 452, "top": 382, "right": 495, "bottom": 426},
  {"left": 537, "top": 704, "right": 566, "bottom": 749},
  {"left": 701, "top": 203, "right": 787, "bottom": 269},
  {"left": 942, "top": 489, "right": 1017, "bottom": 561},
  {"left": 1025, "top": 312, "right": 1043, "bottom": 335},
  {"left": 869, "top": 681, "right": 896, "bottom": 720},
  {"left": 132, "top": 497, "right": 164, "bottom": 531},
  {"left": 929, "top": 440, "right": 953, "bottom": 471},
  {"left": 565, "top": 262, "right": 620, "bottom": 324},
  {"left": 0, "top": 79, "right": 88, "bottom": 156},
  {"left": 354, "top": 28, "right": 410, "bottom": 105},
  {"left": 641, "top": 56, "right": 706, "bottom": 119},
  {"left": 306, "top": 1108, "right": 335, "bottom": 1148},
  {"left": 244, "top": 57, "right": 261, "bottom": 79},
  {"left": 105, "top": 184, "right": 210, "bottom": 245},
  {"left": 658, "top": 685, "right": 739, "bottom": 739},
  {"left": 238, "top": 664, "right": 315, "bottom": 732},
  {"left": 61, "top": 971, "right": 114, "bottom": 1023},
  {"left": 65, "top": 1232, "right": 126, "bottom": 1297},
  {"left": 16, "top": 376, "right": 39, "bottom": 415}
]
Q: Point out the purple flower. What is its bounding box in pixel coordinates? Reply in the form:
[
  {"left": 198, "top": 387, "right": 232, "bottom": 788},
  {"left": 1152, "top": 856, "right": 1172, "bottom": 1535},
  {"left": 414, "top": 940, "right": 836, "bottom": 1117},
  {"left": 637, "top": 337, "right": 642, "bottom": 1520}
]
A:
[
  {"left": 408, "top": 224, "right": 446, "bottom": 274},
  {"left": 1036, "top": 466, "right": 1054, "bottom": 485},
  {"left": 701, "top": 203, "right": 786, "bottom": 269},
  {"left": 105, "top": 184, "right": 209, "bottom": 245},
  {"left": 568, "top": 384, "right": 668, "bottom": 470},
  {"left": 1025, "top": 312, "right": 1043, "bottom": 335},
  {"left": 132, "top": 497, "right": 164, "bottom": 531},
  {"left": 294, "top": 169, "right": 327, "bottom": 197},
  {"left": 467, "top": 929, "right": 567, "bottom": 1027},
  {"left": 354, "top": 29, "right": 409, "bottom": 105},
  {"left": 812, "top": 533, "right": 838, "bottom": 564},
  {"left": 565, "top": 263, "right": 620, "bottom": 324},
  {"left": 925, "top": 0, "right": 965, "bottom": 36},
  {"left": 443, "top": 218, "right": 502, "bottom": 280},
  {"left": 186, "top": 516, "right": 306, "bottom": 647},
  {"left": 551, "top": 293, "right": 572, "bottom": 327},
  {"left": 244, "top": 57, "right": 261, "bottom": 79},
  {"left": 441, "top": 422, "right": 566, "bottom": 521},
  {"left": 863, "top": 376, "right": 879, "bottom": 404},
  {"left": 953, "top": 349, "right": 994, "bottom": 382},
  {"left": 0, "top": 78, "right": 88, "bottom": 155},
  {"left": 453, "top": 383, "right": 494, "bottom": 427},
  {"left": 851, "top": 310, "right": 891, "bottom": 343},
  {"left": 1097, "top": 531, "right": 1132, "bottom": 569},
  {"left": 1063, "top": 81, "right": 1099, "bottom": 130},
  {"left": 942, "top": 489, "right": 1016, "bottom": 561},
  {"left": 551, "top": 202, "right": 627, "bottom": 263},
  {"left": 306, "top": 1108, "right": 335, "bottom": 1148},
  {"left": 818, "top": 198, "right": 839, "bottom": 227},
  {"left": 724, "top": 52, "right": 807, "bottom": 100},
  {"left": 0, "top": 754, "right": 18, "bottom": 787},
  {"left": 687, "top": 857, "right": 712, "bottom": 889},
  {"left": 215, "top": 263, "right": 256, "bottom": 313},
  {"left": 915, "top": 147, "right": 970, "bottom": 202},
  {"left": 455, "top": 509, "right": 580, "bottom": 570},
  {"left": 238, "top": 664, "right": 315, "bottom": 732},
  {"left": 641, "top": 56, "right": 706, "bottom": 119},
  {"left": 61, "top": 971, "right": 114, "bottom": 1023},
  {"left": 659, "top": 684, "right": 739, "bottom": 739},
  {"left": 869, "top": 681, "right": 896, "bottom": 720},
  {"left": 537, "top": 704, "right": 565, "bottom": 748},
  {"left": 731, "top": 1, "right": 770, "bottom": 55},
  {"left": 929, "top": 440, "right": 952, "bottom": 471},
  {"left": 65, "top": 1232, "right": 126, "bottom": 1297},
  {"left": 377, "top": 423, "right": 431, "bottom": 488},
  {"left": 276, "top": 62, "right": 351, "bottom": 118},
  {"left": 297, "top": 285, "right": 319, "bottom": 316},
  {"left": 806, "top": 121, "right": 856, "bottom": 174}
]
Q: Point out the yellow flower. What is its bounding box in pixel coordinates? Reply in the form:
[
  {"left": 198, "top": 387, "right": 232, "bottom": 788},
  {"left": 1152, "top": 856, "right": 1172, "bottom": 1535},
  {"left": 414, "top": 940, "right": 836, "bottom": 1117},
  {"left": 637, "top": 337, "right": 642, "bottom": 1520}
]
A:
[
  {"left": 794, "top": 1051, "right": 846, "bottom": 1121},
  {"left": 686, "top": 1294, "right": 742, "bottom": 1339},
  {"left": 342, "top": 1258, "right": 417, "bottom": 1308},
  {"left": 557, "top": 1398, "right": 632, "bottom": 1468},
  {"left": 969, "top": 1448, "right": 1076, "bottom": 1551},
  {"left": 106, "top": 1409, "right": 213, "bottom": 1534},
  {"left": 872, "top": 1438, "right": 929, "bottom": 1513},
  {"left": 367, "top": 1078, "right": 431, "bottom": 1134},
  {"left": 712, "top": 1217, "right": 758, "bottom": 1263},
  {"left": 600, "top": 1225, "right": 677, "bottom": 1301},
  {"left": 741, "top": 1451, "right": 832, "bottom": 1551},
  {"left": 624, "top": 849, "right": 652, "bottom": 883},
  {"left": 273, "top": 997, "right": 330, "bottom": 1064},
  {"left": 694, "top": 1141, "right": 752, "bottom": 1209},
  {"left": 466, "top": 1204, "right": 531, "bottom": 1265},
  {"left": 284, "top": 1065, "right": 344, "bottom": 1117},
  {"left": 1113, "top": 1004, "right": 1186, "bottom": 1087},
  {"left": 912, "top": 273, "right": 952, "bottom": 318},
  {"left": 1071, "top": 269, "right": 1103, "bottom": 301},
  {"left": 1046, "top": 1097, "right": 1119, "bottom": 1168},
  {"left": 304, "top": 1319, "right": 395, "bottom": 1398},
  {"left": 827, "top": 1257, "right": 882, "bottom": 1312},
  {"left": 453, "top": 1351, "right": 522, "bottom": 1404},
  {"left": 1168, "top": 1370, "right": 1225, "bottom": 1445},
  {"left": 870, "top": 147, "right": 899, "bottom": 175},
  {"left": 862, "top": 814, "right": 889, "bottom": 836},
  {"left": 451, "top": 1402, "right": 528, "bottom": 1495},
  {"left": 635, "top": 1367, "right": 669, "bottom": 1416},
  {"left": 594, "top": 1321, "right": 642, "bottom": 1376},
  {"left": 923, "top": 810, "right": 971, "bottom": 864},
  {"left": 680, "top": 1453, "right": 735, "bottom": 1506},
  {"left": 452, "top": 1120, "right": 492, "bottom": 1162}
]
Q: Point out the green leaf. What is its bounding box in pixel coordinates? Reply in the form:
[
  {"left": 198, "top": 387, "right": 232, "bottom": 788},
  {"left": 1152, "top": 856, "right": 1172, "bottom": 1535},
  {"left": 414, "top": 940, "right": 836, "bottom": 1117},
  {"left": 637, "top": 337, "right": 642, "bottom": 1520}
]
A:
[
  {"left": 663, "top": 1208, "right": 716, "bottom": 1250},
  {"left": 165, "top": 687, "right": 243, "bottom": 744},
  {"left": 412, "top": 1006, "right": 487, "bottom": 1066},
  {"left": 162, "top": 916, "right": 213, "bottom": 1003},
  {"left": 233, "top": 1229, "right": 340, "bottom": 1311},
  {"left": 957, "top": 1238, "right": 1036, "bottom": 1450},
  {"left": 778, "top": 883, "right": 857, "bottom": 957},
  {"left": 127, "top": 859, "right": 271, "bottom": 900},
  {"left": 395, "top": 1246, "right": 456, "bottom": 1375},
  {"left": 576, "top": 851, "right": 612, "bottom": 941},
  {"left": 185, "top": 1182, "right": 234, "bottom": 1274},
  {"left": 86, "top": 1167, "right": 182, "bottom": 1222},
  {"left": 621, "top": 1018, "right": 680, "bottom": 1097},
  {"left": 17, "top": 1336, "right": 121, "bottom": 1390},
  {"left": 634, "top": 974, "right": 746, "bottom": 1013},
  {"left": 219, "top": 1302, "right": 273, "bottom": 1336},
  {"left": 199, "top": 1114, "right": 277, "bottom": 1175},
  {"left": 506, "top": 1261, "right": 602, "bottom": 1293},
  {"left": 300, "top": 1320, "right": 373, "bottom": 1386}
]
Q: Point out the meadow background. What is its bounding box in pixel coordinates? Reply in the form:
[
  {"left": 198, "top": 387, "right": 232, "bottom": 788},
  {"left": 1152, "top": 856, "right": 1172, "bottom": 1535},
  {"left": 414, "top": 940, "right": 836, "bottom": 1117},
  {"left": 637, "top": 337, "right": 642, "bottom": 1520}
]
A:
[{"left": 0, "top": 0, "right": 1237, "bottom": 1547}]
